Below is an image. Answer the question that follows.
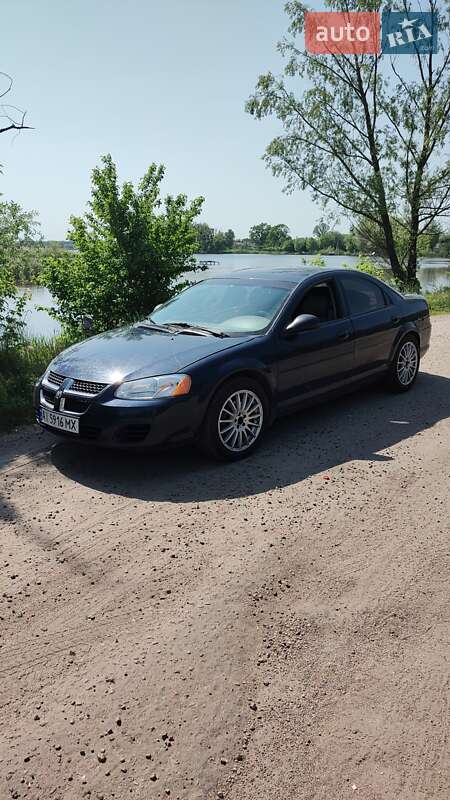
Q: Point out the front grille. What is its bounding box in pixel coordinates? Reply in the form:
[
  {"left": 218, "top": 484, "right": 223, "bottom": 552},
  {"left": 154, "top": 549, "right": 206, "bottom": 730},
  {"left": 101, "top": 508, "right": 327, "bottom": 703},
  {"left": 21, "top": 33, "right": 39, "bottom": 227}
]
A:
[
  {"left": 71, "top": 378, "right": 108, "bottom": 395},
  {"left": 48, "top": 370, "right": 64, "bottom": 386},
  {"left": 64, "top": 396, "right": 92, "bottom": 414},
  {"left": 42, "top": 388, "right": 56, "bottom": 406},
  {"left": 47, "top": 371, "right": 107, "bottom": 395}
]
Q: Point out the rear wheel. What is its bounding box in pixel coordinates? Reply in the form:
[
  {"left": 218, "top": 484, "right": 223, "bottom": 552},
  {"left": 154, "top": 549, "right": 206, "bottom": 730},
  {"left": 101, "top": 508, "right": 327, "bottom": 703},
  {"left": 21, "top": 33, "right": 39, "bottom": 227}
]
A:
[
  {"left": 200, "top": 378, "right": 269, "bottom": 461},
  {"left": 388, "top": 335, "right": 420, "bottom": 392}
]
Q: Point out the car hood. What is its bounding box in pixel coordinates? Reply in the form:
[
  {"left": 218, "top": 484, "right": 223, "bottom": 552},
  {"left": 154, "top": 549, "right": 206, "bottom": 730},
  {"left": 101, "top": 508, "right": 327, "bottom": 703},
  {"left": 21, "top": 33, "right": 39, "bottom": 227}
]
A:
[{"left": 49, "top": 325, "right": 255, "bottom": 384}]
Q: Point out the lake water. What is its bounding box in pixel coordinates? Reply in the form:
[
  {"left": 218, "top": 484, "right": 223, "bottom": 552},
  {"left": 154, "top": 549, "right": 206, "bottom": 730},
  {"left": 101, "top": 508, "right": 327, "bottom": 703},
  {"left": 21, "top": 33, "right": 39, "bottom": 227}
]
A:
[{"left": 20, "top": 253, "right": 450, "bottom": 338}]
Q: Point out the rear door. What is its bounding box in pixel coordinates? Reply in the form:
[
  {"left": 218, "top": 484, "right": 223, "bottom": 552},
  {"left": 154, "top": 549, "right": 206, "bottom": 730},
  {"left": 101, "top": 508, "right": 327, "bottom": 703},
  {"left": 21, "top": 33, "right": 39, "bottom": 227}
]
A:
[
  {"left": 337, "top": 273, "right": 398, "bottom": 376},
  {"left": 275, "top": 277, "right": 355, "bottom": 410}
]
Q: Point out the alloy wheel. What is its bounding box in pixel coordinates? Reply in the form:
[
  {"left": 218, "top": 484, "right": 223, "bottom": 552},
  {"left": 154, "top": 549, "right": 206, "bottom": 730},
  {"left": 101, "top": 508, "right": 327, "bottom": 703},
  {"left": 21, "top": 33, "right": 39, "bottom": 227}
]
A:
[
  {"left": 217, "top": 389, "right": 264, "bottom": 453},
  {"left": 397, "top": 340, "right": 418, "bottom": 386}
]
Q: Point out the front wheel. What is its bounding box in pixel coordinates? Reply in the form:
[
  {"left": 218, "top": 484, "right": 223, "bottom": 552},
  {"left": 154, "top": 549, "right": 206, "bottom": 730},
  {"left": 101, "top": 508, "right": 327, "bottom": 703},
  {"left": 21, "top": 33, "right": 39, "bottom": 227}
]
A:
[
  {"left": 387, "top": 336, "right": 420, "bottom": 392},
  {"left": 200, "top": 378, "right": 269, "bottom": 461}
]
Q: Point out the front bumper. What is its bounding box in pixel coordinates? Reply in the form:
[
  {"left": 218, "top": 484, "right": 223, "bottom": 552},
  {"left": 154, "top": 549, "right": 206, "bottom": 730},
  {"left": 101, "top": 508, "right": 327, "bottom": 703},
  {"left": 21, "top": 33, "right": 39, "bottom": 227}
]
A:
[{"left": 34, "top": 379, "right": 203, "bottom": 449}]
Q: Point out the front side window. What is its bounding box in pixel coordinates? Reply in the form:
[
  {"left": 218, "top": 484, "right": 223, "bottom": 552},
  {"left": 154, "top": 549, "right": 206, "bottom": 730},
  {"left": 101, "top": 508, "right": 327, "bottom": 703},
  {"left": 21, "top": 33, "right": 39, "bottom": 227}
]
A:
[
  {"left": 340, "top": 275, "right": 386, "bottom": 316},
  {"left": 150, "top": 280, "right": 291, "bottom": 335},
  {"left": 292, "top": 281, "right": 341, "bottom": 323}
]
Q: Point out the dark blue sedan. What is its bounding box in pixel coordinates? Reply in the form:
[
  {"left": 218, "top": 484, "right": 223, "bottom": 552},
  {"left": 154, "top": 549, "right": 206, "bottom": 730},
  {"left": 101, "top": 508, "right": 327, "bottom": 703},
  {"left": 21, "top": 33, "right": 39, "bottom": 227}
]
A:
[{"left": 35, "top": 267, "right": 431, "bottom": 460}]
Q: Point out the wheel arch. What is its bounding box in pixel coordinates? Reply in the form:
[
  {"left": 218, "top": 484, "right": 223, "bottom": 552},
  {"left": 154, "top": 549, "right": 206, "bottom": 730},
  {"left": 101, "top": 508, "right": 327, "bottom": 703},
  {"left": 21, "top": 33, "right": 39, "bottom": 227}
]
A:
[
  {"left": 202, "top": 368, "right": 275, "bottom": 426},
  {"left": 389, "top": 325, "right": 420, "bottom": 365}
]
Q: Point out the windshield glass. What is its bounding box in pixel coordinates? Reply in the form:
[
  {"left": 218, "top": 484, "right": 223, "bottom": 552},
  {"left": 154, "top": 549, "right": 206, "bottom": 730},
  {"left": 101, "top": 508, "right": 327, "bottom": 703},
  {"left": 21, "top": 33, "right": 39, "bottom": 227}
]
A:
[{"left": 149, "top": 280, "right": 291, "bottom": 335}]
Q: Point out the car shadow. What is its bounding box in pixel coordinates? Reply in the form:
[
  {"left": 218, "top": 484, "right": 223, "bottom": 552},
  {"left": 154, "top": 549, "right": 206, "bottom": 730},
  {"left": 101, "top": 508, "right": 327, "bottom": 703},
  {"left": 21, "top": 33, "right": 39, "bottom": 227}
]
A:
[{"left": 49, "top": 372, "right": 450, "bottom": 503}]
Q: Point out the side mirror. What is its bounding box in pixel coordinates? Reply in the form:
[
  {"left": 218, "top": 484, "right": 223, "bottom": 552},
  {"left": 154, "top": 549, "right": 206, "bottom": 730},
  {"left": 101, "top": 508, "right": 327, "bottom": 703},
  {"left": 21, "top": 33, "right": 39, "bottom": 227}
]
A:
[
  {"left": 284, "top": 313, "right": 320, "bottom": 335},
  {"left": 153, "top": 303, "right": 163, "bottom": 312}
]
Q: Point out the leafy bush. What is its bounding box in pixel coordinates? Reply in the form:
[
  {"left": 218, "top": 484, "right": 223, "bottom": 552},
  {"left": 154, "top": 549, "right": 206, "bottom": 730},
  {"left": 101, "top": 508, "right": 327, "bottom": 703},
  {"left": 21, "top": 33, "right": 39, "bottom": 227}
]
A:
[
  {"left": 425, "top": 287, "right": 450, "bottom": 314},
  {"left": 340, "top": 256, "right": 388, "bottom": 283},
  {"left": 43, "top": 155, "right": 204, "bottom": 334},
  {"left": 0, "top": 267, "right": 27, "bottom": 347},
  {"left": 0, "top": 333, "right": 76, "bottom": 432}
]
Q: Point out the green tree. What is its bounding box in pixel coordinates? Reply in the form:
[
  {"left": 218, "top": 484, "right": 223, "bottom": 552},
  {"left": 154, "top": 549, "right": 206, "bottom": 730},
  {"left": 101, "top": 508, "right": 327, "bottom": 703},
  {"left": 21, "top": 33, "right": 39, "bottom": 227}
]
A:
[
  {"left": 195, "top": 222, "right": 215, "bottom": 253},
  {"left": 223, "top": 228, "right": 235, "bottom": 249},
  {"left": 266, "top": 223, "right": 291, "bottom": 248},
  {"left": 0, "top": 266, "right": 26, "bottom": 346},
  {"left": 249, "top": 222, "right": 292, "bottom": 250},
  {"left": 313, "top": 220, "right": 330, "bottom": 238},
  {"left": 211, "top": 230, "right": 227, "bottom": 251},
  {"left": 294, "top": 236, "right": 318, "bottom": 253},
  {"left": 0, "top": 200, "right": 40, "bottom": 345},
  {"left": 247, "top": 0, "right": 450, "bottom": 289},
  {"left": 43, "top": 155, "right": 204, "bottom": 333},
  {"left": 353, "top": 217, "right": 443, "bottom": 264},
  {"left": 249, "top": 222, "right": 272, "bottom": 248},
  {"left": 282, "top": 237, "right": 295, "bottom": 252}
]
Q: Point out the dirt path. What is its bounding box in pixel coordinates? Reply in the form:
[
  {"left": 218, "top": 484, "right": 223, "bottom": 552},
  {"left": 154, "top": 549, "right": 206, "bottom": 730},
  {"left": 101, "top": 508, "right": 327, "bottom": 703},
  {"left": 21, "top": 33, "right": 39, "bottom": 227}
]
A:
[{"left": 1, "top": 316, "right": 449, "bottom": 800}]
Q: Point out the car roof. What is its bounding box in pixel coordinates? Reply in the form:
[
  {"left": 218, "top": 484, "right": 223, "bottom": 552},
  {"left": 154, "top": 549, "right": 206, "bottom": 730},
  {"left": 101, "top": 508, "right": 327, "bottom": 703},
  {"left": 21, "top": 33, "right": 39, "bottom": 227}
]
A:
[{"left": 205, "top": 266, "right": 346, "bottom": 287}]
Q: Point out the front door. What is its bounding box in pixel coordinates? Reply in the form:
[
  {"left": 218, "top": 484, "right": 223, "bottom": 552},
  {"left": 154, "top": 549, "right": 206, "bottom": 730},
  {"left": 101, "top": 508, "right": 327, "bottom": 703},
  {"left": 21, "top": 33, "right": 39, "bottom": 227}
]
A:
[{"left": 276, "top": 278, "right": 355, "bottom": 410}]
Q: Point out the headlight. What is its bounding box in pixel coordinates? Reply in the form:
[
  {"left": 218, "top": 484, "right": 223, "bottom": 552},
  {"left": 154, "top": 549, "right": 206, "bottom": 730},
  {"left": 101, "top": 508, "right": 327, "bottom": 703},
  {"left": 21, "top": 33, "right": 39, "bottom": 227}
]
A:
[{"left": 114, "top": 373, "right": 191, "bottom": 400}]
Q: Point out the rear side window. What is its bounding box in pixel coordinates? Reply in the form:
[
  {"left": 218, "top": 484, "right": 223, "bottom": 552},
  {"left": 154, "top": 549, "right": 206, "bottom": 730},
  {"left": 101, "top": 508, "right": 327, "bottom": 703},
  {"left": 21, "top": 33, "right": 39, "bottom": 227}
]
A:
[{"left": 340, "top": 274, "right": 386, "bottom": 316}]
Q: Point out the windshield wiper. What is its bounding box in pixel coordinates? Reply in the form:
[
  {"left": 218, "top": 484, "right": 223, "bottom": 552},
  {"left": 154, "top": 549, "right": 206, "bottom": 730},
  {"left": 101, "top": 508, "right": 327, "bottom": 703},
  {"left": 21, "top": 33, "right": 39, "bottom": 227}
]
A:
[
  {"left": 166, "top": 322, "right": 229, "bottom": 338},
  {"left": 136, "top": 318, "right": 174, "bottom": 333}
]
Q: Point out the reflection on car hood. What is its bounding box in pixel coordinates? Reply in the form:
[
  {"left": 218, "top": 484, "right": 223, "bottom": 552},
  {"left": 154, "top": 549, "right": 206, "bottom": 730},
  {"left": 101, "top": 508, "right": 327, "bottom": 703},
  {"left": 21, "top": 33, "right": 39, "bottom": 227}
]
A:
[{"left": 49, "top": 325, "right": 255, "bottom": 384}]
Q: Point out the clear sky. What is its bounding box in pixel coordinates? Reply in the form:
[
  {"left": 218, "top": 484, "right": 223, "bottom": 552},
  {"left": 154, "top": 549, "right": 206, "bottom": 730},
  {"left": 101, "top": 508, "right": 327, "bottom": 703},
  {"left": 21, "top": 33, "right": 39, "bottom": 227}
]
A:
[{"left": 1, "top": 0, "right": 326, "bottom": 240}]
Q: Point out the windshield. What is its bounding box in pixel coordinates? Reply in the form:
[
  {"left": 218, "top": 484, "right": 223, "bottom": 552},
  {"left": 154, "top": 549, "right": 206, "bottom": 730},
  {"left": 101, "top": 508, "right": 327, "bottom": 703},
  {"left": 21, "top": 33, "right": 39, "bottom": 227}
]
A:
[{"left": 149, "top": 280, "right": 290, "bottom": 335}]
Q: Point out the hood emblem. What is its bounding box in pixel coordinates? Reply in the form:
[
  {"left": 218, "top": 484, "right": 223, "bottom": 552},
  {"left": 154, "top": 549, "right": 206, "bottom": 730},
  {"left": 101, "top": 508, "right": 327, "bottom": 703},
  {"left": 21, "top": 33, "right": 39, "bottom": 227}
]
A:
[{"left": 54, "top": 378, "right": 73, "bottom": 412}]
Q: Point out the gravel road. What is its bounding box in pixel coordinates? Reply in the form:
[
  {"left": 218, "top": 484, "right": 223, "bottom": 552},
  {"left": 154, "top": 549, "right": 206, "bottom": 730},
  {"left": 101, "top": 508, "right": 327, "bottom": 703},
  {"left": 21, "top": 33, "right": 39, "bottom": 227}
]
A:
[{"left": 1, "top": 316, "right": 449, "bottom": 800}]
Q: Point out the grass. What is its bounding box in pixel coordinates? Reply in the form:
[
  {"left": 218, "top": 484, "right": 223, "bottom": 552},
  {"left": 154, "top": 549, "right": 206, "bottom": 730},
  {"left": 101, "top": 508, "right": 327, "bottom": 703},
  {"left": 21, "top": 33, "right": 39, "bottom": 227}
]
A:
[
  {"left": 425, "top": 287, "right": 450, "bottom": 315},
  {"left": 0, "top": 333, "right": 76, "bottom": 432}
]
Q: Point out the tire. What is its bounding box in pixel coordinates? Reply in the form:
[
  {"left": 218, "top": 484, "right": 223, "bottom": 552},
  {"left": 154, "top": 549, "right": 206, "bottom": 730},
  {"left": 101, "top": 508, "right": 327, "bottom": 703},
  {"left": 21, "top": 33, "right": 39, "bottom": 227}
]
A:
[
  {"left": 387, "top": 335, "right": 420, "bottom": 392},
  {"left": 200, "top": 377, "right": 269, "bottom": 461}
]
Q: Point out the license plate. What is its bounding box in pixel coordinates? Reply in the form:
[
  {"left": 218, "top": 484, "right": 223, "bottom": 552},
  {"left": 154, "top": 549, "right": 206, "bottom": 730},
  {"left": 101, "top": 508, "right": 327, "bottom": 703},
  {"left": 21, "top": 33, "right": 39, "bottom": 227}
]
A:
[{"left": 40, "top": 407, "right": 79, "bottom": 434}]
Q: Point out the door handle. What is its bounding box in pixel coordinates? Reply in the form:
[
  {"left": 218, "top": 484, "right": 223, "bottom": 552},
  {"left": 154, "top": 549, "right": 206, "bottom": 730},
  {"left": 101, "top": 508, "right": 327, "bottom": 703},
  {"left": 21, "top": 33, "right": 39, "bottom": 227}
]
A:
[{"left": 337, "top": 331, "right": 350, "bottom": 340}]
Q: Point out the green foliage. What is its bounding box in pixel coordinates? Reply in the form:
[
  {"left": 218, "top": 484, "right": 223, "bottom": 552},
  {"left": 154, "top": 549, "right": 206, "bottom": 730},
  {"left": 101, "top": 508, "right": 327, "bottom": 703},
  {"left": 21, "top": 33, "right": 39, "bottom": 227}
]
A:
[
  {"left": 302, "top": 256, "right": 326, "bottom": 268},
  {"left": 43, "top": 155, "right": 204, "bottom": 333},
  {"left": 194, "top": 222, "right": 215, "bottom": 253},
  {"left": 294, "top": 231, "right": 357, "bottom": 255},
  {"left": 352, "top": 218, "right": 447, "bottom": 269},
  {"left": 0, "top": 267, "right": 27, "bottom": 346},
  {"left": 425, "top": 287, "right": 450, "bottom": 315},
  {"left": 0, "top": 199, "right": 42, "bottom": 345},
  {"left": 249, "top": 222, "right": 271, "bottom": 248},
  {"left": 194, "top": 224, "right": 235, "bottom": 253},
  {"left": 0, "top": 333, "right": 76, "bottom": 432},
  {"left": 313, "top": 221, "right": 330, "bottom": 238},
  {"left": 0, "top": 200, "right": 41, "bottom": 279},
  {"left": 247, "top": 0, "right": 450, "bottom": 288},
  {"left": 350, "top": 256, "right": 387, "bottom": 282},
  {"left": 249, "top": 222, "right": 292, "bottom": 250}
]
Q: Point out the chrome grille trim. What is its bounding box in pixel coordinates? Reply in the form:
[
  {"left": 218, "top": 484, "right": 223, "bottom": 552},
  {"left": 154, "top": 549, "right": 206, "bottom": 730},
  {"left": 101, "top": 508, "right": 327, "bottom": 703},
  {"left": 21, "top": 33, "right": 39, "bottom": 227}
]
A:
[
  {"left": 72, "top": 378, "right": 108, "bottom": 395},
  {"left": 47, "top": 370, "right": 64, "bottom": 386},
  {"left": 46, "top": 371, "right": 108, "bottom": 395}
]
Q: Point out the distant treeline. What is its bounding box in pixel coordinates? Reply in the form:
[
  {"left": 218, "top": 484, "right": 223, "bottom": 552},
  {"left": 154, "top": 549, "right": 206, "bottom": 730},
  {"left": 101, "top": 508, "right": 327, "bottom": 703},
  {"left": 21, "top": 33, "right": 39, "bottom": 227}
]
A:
[
  {"left": 194, "top": 220, "right": 450, "bottom": 258},
  {"left": 8, "top": 221, "right": 450, "bottom": 286}
]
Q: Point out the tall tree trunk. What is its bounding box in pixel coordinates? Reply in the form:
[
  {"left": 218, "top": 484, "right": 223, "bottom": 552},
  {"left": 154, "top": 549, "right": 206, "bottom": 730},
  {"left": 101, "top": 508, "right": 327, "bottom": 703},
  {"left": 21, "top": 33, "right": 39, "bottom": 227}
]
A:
[
  {"left": 406, "top": 205, "right": 421, "bottom": 291},
  {"left": 354, "top": 58, "right": 406, "bottom": 286},
  {"left": 380, "top": 209, "right": 406, "bottom": 284},
  {"left": 405, "top": 53, "right": 434, "bottom": 293}
]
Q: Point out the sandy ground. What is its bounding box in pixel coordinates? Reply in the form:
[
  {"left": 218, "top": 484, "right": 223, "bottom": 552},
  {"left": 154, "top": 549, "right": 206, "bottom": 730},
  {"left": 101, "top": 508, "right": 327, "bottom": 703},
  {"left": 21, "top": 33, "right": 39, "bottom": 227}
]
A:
[{"left": 0, "top": 316, "right": 449, "bottom": 800}]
